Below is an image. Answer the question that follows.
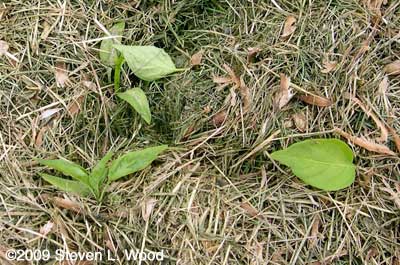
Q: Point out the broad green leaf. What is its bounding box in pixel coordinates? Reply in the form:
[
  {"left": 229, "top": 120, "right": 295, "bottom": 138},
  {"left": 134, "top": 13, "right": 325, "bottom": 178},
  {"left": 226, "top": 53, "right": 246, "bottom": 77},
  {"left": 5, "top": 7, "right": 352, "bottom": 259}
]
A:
[
  {"left": 37, "top": 158, "right": 90, "bottom": 185},
  {"left": 270, "top": 139, "right": 356, "bottom": 191},
  {"left": 90, "top": 151, "right": 113, "bottom": 196},
  {"left": 109, "top": 145, "right": 168, "bottom": 181},
  {"left": 99, "top": 22, "right": 125, "bottom": 66},
  {"left": 39, "top": 173, "right": 91, "bottom": 196},
  {"left": 113, "top": 45, "right": 177, "bottom": 81},
  {"left": 117, "top": 88, "right": 151, "bottom": 124}
]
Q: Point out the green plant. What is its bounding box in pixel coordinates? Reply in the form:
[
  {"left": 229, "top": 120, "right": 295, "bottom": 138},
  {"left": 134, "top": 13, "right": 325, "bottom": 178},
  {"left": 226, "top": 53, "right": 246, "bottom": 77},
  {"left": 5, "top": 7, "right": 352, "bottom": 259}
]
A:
[
  {"left": 270, "top": 139, "right": 356, "bottom": 191},
  {"left": 37, "top": 145, "right": 167, "bottom": 201},
  {"left": 99, "top": 23, "right": 183, "bottom": 124}
]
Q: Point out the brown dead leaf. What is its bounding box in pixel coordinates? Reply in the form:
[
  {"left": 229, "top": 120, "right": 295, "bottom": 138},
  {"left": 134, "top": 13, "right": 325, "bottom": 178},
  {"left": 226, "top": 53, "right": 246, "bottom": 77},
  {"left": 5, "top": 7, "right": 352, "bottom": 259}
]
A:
[
  {"left": 190, "top": 50, "right": 203, "bottom": 66},
  {"left": 380, "top": 179, "right": 400, "bottom": 209},
  {"left": 247, "top": 47, "right": 261, "bottom": 64},
  {"left": 240, "top": 202, "right": 263, "bottom": 220},
  {"left": 384, "top": 60, "right": 400, "bottom": 75},
  {"left": 349, "top": 96, "right": 388, "bottom": 143},
  {"left": 239, "top": 76, "right": 251, "bottom": 111},
  {"left": 335, "top": 128, "right": 396, "bottom": 156},
  {"left": 298, "top": 94, "right": 332, "bottom": 107},
  {"left": 292, "top": 112, "right": 307, "bottom": 132},
  {"left": 387, "top": 126, "right": 400, "bottom": 153},
  {"left": 213, "top": 76, "right": 232, "bottom": 84},
  {"left": 0, "top": 40, "right": 9, "bottom": 56},
  {"left": 67, "top": 95, "right": 84, "bottom": 117},
  {"left": 142, "top": 198, "right": 157, "bottom": 222},
  {"left": 39, "top": 221, "right": 54, "bottom": 236},
  {"left": 321, "top": 60, "right": 338, "bottom": 73},
  {"left": 275, "top": 73, "right": 293, "bottom": 109},
  {"left": 35, "top": 126, "right": 48, "bottom": 147},
  {"left": 212, "top": 110, "right": 227, "bottom": 127},
  {"left": 378, "top": 76, "right": 389, "bottom": 95},
  {"left": 281, "top": 15, "right": 296, "bottom": 38},
  {"left": 223, "top": 64, "right": 240, "bottom": 87},
  {"left": 40, "top": 21, "right": 52, "bottom": 40},
  {"left": 55, "top": 61, "right": 69, "bottom": 88},
  {"left": 47, "top": 196, "right": 82, "bottom": 213},
  {"left": 366, "top": 247, "right": 379, "bottom": 261},
  {"left": 309, "top": 214, "right": 320, "bottom": 248}
]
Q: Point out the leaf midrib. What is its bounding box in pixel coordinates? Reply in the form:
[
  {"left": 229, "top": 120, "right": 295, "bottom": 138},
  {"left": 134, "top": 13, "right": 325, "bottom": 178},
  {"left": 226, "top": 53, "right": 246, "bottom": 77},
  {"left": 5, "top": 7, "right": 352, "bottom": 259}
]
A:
[{"left": 277, "top": 154, "right": 354, "bottom": 168}]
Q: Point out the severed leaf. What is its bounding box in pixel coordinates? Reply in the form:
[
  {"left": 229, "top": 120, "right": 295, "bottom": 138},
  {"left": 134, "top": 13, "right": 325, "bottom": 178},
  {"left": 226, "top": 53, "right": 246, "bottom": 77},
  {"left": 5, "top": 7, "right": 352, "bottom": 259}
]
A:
[
  {"left": 271, "top": 139, "right": 356, "bottom": 191},
  {"left": 0, "top": 40, "right": 9, "bottom": 56},
  {"left": 142, "top": 198, "right": 157, "bottom": 222},
  {"left": 99, "top": 22, "right": 125, "bottom": 66},
  {"left": 113, "top": 45, "right": 178, "bottom": 81},
  {"left": 108, "top": 145, "right": 168, "bottom": 181},
  {"left": 37, "top": 158, "right": 90, "bottom": 185},
  {"left": 39, "top": 173, "right": 91, "bottom": 196},
  {"left": 117, "top": 87, "right": 151, "bottom": 124},
  {"left": 321, "top": 60, "right": 338, "bottom": 73}
]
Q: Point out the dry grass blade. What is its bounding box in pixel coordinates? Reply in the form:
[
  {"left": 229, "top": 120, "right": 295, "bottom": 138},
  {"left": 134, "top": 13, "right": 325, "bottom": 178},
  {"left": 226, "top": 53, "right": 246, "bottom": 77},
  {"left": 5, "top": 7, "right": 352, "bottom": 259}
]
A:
[
  {"left": 349, "top": 96, "right": 388, "bottom": 143},
  {"left": 335, "top": 128, "right": 396, "bottom": 156},
  {"left": 298, "top": 94, "right": 332, "bottom": 107},
  {"left": 281, "top": 15, "right": 296, "bottom": 38},
  {"left": 190, "top": 50, "right": 203, "bottom": 66},
  {"left": 384, "top": 60, "right": 400, "bottom": 75}
]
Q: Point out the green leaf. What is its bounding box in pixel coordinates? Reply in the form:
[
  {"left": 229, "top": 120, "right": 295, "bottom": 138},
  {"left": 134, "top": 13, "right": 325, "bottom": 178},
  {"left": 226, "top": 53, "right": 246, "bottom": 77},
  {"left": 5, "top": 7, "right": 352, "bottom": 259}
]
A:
[
  {"left": 270, "top": 139, "right": 356, "bottom": 191},
  {"left": 90, "top": 151, "right": 113, "bottom": 197},
  {"left": 99, "top": 22, "right": 125, "bottom": 66},
  {"left": 113, "top": 45, "right": 177, "bottom": 81},
  {"left": 37, "top": 158, "right": 90, "bottom": 185},
  {"left": 109, "top": 145, "right": 168, "bottom": 181},
  {"left": 117, "top": 88, "right": 151, "bottom": 124},
  {"left": 39, "top": 173, "right": 91, "bottom": 196}
]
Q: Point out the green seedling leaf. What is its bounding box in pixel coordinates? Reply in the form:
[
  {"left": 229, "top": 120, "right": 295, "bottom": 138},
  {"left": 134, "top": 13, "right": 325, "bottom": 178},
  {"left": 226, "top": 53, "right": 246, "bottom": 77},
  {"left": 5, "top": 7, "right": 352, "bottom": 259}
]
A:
[
  {"left": 37, "top": 158, "right": 90, "bottom": 185},
  {"left": 117, "top": 87, "right": 151, "bottom": 124},
  {"left": 90, "top": 151, "right": 113, "bottom": 198},
  {"left": 39, "top": 173, "right": 91, "bottom": 196},
  {"left": 270, "top": 139, "right": 356, "bottom": 191},
  {"left": 109, "top": 145, "right": 168, "bottom": 181},
  {"left": 99, "top": 22, "right": 125, "bottom": 66},
  {"left": 113, "top": 45, "right": 177, "bottom": 81}
]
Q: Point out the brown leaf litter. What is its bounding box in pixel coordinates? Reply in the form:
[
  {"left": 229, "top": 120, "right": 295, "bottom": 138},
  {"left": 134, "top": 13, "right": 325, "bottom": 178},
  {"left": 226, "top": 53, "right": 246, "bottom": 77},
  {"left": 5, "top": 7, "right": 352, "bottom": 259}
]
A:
[
  {"left": 275, "top": 73, "right": 294, "bottom": 109},
  {"left": 298, "top": 94, "right": 332, "bottom": 107},
  {"left": 190, "top": 50, "right": 204, "bottom": 66},
  {"left": 281, "top": 15, "right": 296, "bottom": 38}
]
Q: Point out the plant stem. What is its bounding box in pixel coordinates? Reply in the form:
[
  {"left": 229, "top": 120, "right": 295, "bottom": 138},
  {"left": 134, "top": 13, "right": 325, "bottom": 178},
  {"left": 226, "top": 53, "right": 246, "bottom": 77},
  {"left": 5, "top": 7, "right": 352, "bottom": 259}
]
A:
[{"left": 114, "top": 56, "right": 125, "bottom": 93}]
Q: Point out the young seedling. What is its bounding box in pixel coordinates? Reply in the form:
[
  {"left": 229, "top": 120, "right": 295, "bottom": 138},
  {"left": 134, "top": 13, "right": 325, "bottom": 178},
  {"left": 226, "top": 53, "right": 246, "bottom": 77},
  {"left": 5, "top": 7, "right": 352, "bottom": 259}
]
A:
[
  {"left": 99, "top": 23, "right": 185, "bottom": 125},
  {"left": 37, "top": 145, "right": 167, "bottom": 201}
]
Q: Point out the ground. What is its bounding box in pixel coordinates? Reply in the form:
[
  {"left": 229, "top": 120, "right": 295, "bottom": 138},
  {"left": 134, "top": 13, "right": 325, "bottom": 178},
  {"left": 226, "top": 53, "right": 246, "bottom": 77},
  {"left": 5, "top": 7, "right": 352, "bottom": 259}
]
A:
[{"left": 0, "top": 0, "right": 399, "bottom": 264}]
